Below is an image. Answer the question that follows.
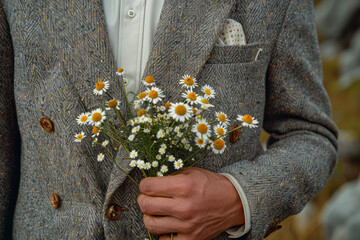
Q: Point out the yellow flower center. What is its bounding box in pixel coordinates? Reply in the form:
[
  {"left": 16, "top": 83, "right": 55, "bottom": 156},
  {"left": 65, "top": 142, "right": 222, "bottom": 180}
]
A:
[
  {"left": 204, "top": 88, "right": 212, "bottom": 95},
  {"left": 137, "top": 109, "right": 146, "bottom": 117},
  {"left": 213, "top": 139, "right": 225, "bottom": 150},
  {"left": 216, "top": 128, "right": 225, "bottom": 136},
  {"left": 218, "top": 114, "right": 226, "bottom": 123},
  {"left": 145, "top": 75, "right": 155, "bottom": 84},
  {"left": 165, "top": 102, "right": 172, "bottom": 109},
  {"left": 175, "top": 105, "right": 187, "bottom": 116},
  {"left": 177, "top": 162, "right": 181, "bottom": 167},
  {"left": 117, "top": 68, "right": 124, "bottom": 73},
  {"left": 95, "top": 82, "right": 105, "bottom": 91},
  {"left": 201, "top": 98, "right": 209, "bottom": 104},
  {"left": 138, "top": 92, "right": 147, "bottom": 100},
  {"left": 192, "top": 108, "right": 197, "bottom": 114},
  {"left": 77, "top": 134, "right": 83, "bottom": 140},
  {"left": 80, "top": 115, "right": 88, "bottom": 122},
  {"left": 107, "top": 99, "right": 118, "bottom": 108},
  {"left": 197, "top": 123, "right": 208, "bottom": 134},
  {"left": 184, "top": 77, "right": 194, "bottom": 86},
  {"left": 197, "top": 138, "right": 204, "bottom": 145},
  {"left": 92, "top": 126, "right": 99, "bottom": 134},
  {"left": 148, "top": 90, "right": 158, "bottom": 99},
  {"left": 92, "top": 112, "right": 102, "bottom": 122},
  {"left": 242, "top": 115, "right": 253, "bottom": 124},
  {"left": 187, "top": 92, "right": 197, "bottom": 101}
]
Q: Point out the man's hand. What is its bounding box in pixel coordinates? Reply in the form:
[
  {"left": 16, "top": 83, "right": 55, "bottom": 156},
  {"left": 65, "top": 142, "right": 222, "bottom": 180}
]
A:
[{"left": 137, "top": 167, "right": 245, "bottom": 240}]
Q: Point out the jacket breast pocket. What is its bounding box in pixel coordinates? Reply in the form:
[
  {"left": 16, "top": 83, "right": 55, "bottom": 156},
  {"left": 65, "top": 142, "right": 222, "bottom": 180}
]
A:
[{"left": 206, "top": 42, "right": 268, "bottom": 65}]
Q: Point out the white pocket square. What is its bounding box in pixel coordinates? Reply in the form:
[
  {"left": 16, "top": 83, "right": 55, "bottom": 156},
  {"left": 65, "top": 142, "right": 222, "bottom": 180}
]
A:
[{"left": 216, "top": 18, "right": 246, "bottom": 46}]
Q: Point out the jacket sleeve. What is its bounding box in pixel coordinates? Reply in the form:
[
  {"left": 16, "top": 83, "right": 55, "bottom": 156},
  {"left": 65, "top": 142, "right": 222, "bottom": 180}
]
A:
[
  {"left": 0, "top": 3, "right": 21, "bottom": 239},
  {"left": 219, "top": 0, "right": 338, "bottom": 239}
]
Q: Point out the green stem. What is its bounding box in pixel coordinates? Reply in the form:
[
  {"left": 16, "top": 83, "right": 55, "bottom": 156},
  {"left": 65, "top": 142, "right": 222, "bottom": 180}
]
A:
[
  {"left": 187, "top": 149, "right": 210, "bottom": 168},
  {"left": 120, "top": 75, "right": 133, "bottom": 118},
  {"left": 100, "top": 129, "right": 130, "bottom": 153},
  {"left": 114, "top": 108, "right": 127, "bottom": 127},
  {"left": 104, "top": 148, "right": 139, "bottom": 186},
  {"left": 148, "top": 231, "right": 152, "bottom": 240},
  {"left": 171, "top": 233, "right": 174, "bottom": 240},
  {"left": 141, "top": 169, "right": 148, "bottom": 178},
  {"left": 184, "top": 148, "right": 203, "bottom": 163},
  {"left": 224, "top": 125, "right": 243, "bottom": 135}
]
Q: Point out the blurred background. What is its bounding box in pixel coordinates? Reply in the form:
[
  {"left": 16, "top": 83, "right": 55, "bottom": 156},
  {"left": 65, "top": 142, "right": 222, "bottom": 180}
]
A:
[{"left": 264, "top": 0, "right": 360, "bottom": 239}]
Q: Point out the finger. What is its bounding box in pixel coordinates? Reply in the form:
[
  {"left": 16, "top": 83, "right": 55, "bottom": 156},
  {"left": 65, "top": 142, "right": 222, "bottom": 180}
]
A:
[
  {"left": 139, "top": 175, "right": 189, "bottom": 197},
  {"left": 143, "top": 214, "right": 193, "bottom": 235},
  {"left": 138, "top": 194, "right": 182, "bottom": 217}
]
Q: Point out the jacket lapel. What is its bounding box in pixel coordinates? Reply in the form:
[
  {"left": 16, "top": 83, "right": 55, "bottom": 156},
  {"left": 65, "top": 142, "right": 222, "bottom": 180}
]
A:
[{"left": 103, "top": 0, "right": 236, "bottom": 207}]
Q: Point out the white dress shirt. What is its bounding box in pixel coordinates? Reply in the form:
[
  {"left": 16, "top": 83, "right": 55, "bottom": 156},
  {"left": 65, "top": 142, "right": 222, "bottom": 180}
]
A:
[{"left": 103, "top": 0, "right": 250, "bottom": 238}]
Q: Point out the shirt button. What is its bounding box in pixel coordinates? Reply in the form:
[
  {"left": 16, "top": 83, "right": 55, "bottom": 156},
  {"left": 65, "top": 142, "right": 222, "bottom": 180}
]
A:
[
  {"left": 127, "top": 9, "right": 136, "bottom": 18},
  {"left": 229, "top": 123, "right": 241, "bottom": 143},
  {"left": 50, "top": 193, "right": 61, "bottom": 209},
  {"left": 40, "top": 116, "right": 54, "bottom": 132},
  {"left": 106, "top": 203, "right": 122, "bottom": 221}
]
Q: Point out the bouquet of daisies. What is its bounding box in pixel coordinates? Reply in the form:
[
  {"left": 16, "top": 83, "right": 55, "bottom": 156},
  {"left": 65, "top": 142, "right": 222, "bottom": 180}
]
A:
[{"left": 74, "top": 68, "right": 258, "bottom": 239}]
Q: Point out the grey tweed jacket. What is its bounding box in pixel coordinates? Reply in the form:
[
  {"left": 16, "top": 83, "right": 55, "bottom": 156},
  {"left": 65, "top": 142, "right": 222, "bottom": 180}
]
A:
[{"left": 0, "top": 0, "right": 338, "bottom": 239}]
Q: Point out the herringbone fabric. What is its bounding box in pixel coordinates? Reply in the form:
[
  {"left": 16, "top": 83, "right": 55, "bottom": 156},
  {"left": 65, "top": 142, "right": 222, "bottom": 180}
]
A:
[{"left": 0, "top": 0, "right": 338, "bottom": 239}]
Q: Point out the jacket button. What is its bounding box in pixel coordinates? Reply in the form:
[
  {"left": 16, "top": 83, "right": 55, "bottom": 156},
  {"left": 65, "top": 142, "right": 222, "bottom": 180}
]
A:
[
  {"left": 229, "top": 123, "right": 241, "bottom": 143},
  {"left": 106, "top": 203, "right": 122, "bottom": 221},
  {"left": 40, "top": 117, "right": 54, "bottom": 132},
  {"left": 51, "top": 193, "right": 61, "bottom": 209}
]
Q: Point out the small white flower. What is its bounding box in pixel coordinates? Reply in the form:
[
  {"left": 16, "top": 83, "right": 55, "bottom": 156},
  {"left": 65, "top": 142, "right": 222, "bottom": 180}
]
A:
[
  {"left": 156, "top": 154, "right": 162, "bottom": 160},
  {"left": 160, "top": 106, "right": 166, "bottom": 111},
  {"left": 216, "top": 112, "right": 230, "bottom": 126},
  {"left": 211, "top": 139, "right": 226, "bottom": 154},
  {"left": 158, "top": 148, "right": 166, "bottom": 155},
  {"left": 177, "top": 132, "right": 183, "bottom": 137},
  {"left": 181, "top": 138, "right": 188, "bottom": 144},
  {"left": 195, "top": 137, "right": 207, "bottom": 148},
  {"left": 74, "top": 132, "right": 86, "bottom": 142},
  {"left": 128, "top": 134, "right": 135, "bottom": 141},
  {"left": 144, "top": 128, "right": 151, "bottom": 133},
  {"left": 102, "top": 140, "right": 109, "bottom": 147},
  {"left": 156, "top": 129, "right": 165, "bottom": 138},
  {"left": 168, "top": 103, "right": 192, "bottom": 122},
  {"left": 174, "top": 126, "right": 181, "bottom": 133},
  {"left": 116, "top": 68, "right": 125, "bottom": 77},
  {"left": 168, "top": 155, "right": 176, "bottom": 162},
  {"left": 201, "top": 85, "right": 216, "bottom": 99},
  {"left": 182, "top": 90, "right": 200, "bottom": 106},
  {"left": 132, "top": 126, "right": 140, "bottom": 134},
  {"left": 93, "top": 80, "right": 110, "bottom": 95},
  {"left": 106, "top": 99, "right": 120, "bottom": 111},
  {"left": 143, "top": 75, "right": 156, "bottom": 87},
  {"left": 179, "top": 74, "right": 198, "bottom": 90},
  {"left": 184, "top": 143, "right": 191, "bottom": 150},
  {"left": 145, "top": 87, "right": 164, "bottom": 104},
  {"left": 157, "top": 171, "right": 164, "bottom": 177},
  {"left": 89, "top": 108, "right": 106, "bottom": 127},
  {"left": 237, "top": 114, "right": 259, "bottom": 129},
  {"left": 160, "top": 143, "right": 167, "bottom": 149},
  {"left": 152, "top": 161, "right": 159, "bottom": 167},
  {"left": 213, "top": 124, "right": 227, "bottom": 138},
  {"left": 174, "top": 159, "right": 183, "bottom": 170},
  {"left": 144, "top": 162, "right": 151, "bottom": 170},
  {"left": 137, "top": 160, "right": 145, "bottom": 169},
  {"left": 97, "top": 153, "right": 105, "bottom": 162},
  {"left": 198, "top": 96, "right": 214, "bottom": 110},
  {"left": 129, "top": 150, "right": 138, "bottom": 159},
  {"left": 76, "top": 113, "right": 90, "bottom": 125},
  {"left": 160, "top": 165, "right": 168, "bottom": 174},
  {"left": 192, "top": 118, "right": 211, "bottom": 139},
  {"left": 129, "top": 160, "right": 137, "bottom": 167}
]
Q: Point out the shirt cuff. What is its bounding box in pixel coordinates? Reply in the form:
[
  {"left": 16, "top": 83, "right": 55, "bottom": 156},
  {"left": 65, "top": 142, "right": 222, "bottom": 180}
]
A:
[{"left": 220, "top": 173, "right": 251, "bottom": 238}]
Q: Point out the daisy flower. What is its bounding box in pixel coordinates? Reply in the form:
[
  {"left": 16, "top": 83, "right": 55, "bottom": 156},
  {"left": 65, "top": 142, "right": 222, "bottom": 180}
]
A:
[
  {"left": 97, "top": 153, "right": 105, "bottom": 162},
  {"left": 216, "top": 112, "right": 230, "bottom": 126},
  {"left": 168, "top": 103, "right": 192, "bottom": 122},
  {"left": 93, "top": 80, "right": 110, "bottom": 95},
  {"left": 179, "top": 74, "right": 198, "bottom": 90},
  {"left": 156, "top": 129, "right": 165, "bottom": 138},
  {"left": 144, "top": 128, "right": 151, "bottom": 133},
  {"left": 174, "top": 159, "right": 183, "bottom": 170},
  {"left": 145, "top": 87, "right": 164, "bottom": 104},
  {"left": 158, "top": 148, "right": 166, "bottom": 155},
  {"left": 137, "top": 91, "right": 148, "bottom": 103},
  {"left": 157, "top": 172, "right": 164, "bottom": 177},
  {"left": 195, "top": 137, "right": 207, "bottom": 148},
  {"left": 144, "top": 162, "right": 151, "bottom": 170},
  {"left": 76, "top": 113, "right": 90, "bottom": 125},
  {"left": 143, "top": 75, "right": 155, "bottom": 87},
  {"left": 129, "top": 150, "right": 138, "bottom": 159},
  {"left": 192, "top": 118, "right": 211, "bottom": 139},
  {"left": 156, "top": 154, "right": 162, "bottom": 160},
  {"left": 131, "top": 126, "right": 140, "bottom": 134},
  {"left": 201, "top": 85, "right": 216, "bottom": 99},
  {"left": 89, "top": 108, "right": 106, "bottom": 127},
  {"left": 168, "top": 155, "right": 176, "bottom": 162},
  {"left": 182, "top": 90, "right": 200, "bottom": 106},
  {"left": 160, "top": 165, "right": 168, "bottom": 174},
  {"left": 213, "top": 124, "right": 228, "bottom": 138},
  {"left": 102, "top": 140, "right": 109, "bottom": 147},
  {"left": 74, "top": 132, "right": 86, "bottom": 142},
  {"left": 198, "top": 97, "right": 214, "bottom": 110},
  {"left": 152, "top": 161, "right": 159, "bottom": 167},
  {"left": 128, "top": 134, "right": 135, "bottom": 141},
  {"left": 174, "top": 126, "right": 181, "bottom": 133},
  {"left": 92, "top": 126, "right": 100, "bottom": 138},
  {"left": 129, "top": 160, "right": 137, "bottom": 167},
  {"left": 176, "top": 132, "right": 183, "bottom": 137},
  {"left": 165, "top": 102, "right": 172, "bottom": 109},
  {"left": 211, "top": 138, "right": 226, "bottom": 154},
  {"left": 137, "top": 160, "right": 145, "bottom": 169},
  {"left": 160, "top": 143, "right": 167, "bottom": 149},
  {"left": 237, "top": 114, "right": 259, "bottom": 129},
  {"left": 106, "top": 99, "right": 120, "bottom": 110},
  {"left": 160, "top": 106, "right": 166, "bottom": 111},
  {"left": 116, "top": 68, "right": 125, "bottom": 77}
]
